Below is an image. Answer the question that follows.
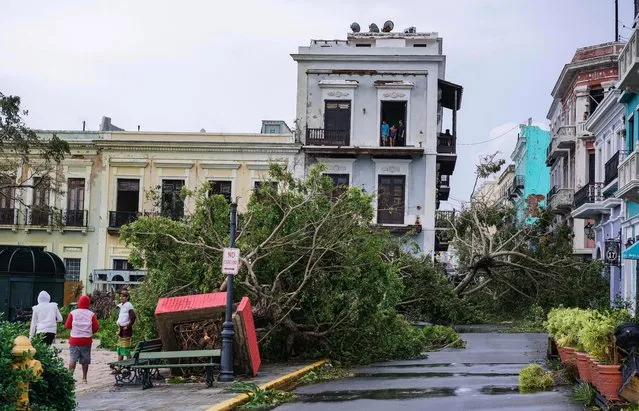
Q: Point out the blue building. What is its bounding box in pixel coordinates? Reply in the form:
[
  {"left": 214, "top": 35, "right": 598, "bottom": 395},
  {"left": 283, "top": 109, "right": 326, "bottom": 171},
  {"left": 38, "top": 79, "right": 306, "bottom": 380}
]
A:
[
  {"left": 509, "top": 124, "right": 551, "bottom": 224},
  {"left": 573, "top": 87, "right": 624, "bottom": 302}
]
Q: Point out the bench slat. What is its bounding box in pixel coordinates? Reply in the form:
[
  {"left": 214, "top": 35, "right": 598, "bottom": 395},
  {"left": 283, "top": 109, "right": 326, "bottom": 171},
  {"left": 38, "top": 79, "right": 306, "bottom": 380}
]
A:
[
  {"left": 139, "top": 349, "right": 220, "bottom": 360},
  {"left": 132, "top": 363, "right": 219, "bottom": 369}
]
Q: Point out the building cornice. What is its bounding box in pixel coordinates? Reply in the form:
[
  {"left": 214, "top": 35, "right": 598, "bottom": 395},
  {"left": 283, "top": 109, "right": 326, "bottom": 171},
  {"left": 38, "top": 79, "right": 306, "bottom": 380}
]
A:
[
  {"left": 109, "top": 159, "right": 149, "bottom": 168},
  {"left": 200, "top": 161, "right": 242, "bottom": 170},
  {"left": 95, "top": 141, "right": 301, "bottom": 154},
  {"left": 292, "top": 54, "right": 444, "bottom": 63},
  {"left": 307, "top": 69, "right": 428, "bottom": 76},
  {"left": 551, "top": 56, "right": 619, "bottom": 99},
  {"left": 153, "top": 160, "right": 194, "bottom": 169}
]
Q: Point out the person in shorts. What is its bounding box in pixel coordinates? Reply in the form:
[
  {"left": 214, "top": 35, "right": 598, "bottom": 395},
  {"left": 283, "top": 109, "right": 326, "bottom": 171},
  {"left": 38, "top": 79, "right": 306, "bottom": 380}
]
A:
[
  {"left": 65, "top": 295, "right": 99, "bottom": 383},
  {"left": 380, "top": 120, "right": 389, "bottom": 146}
]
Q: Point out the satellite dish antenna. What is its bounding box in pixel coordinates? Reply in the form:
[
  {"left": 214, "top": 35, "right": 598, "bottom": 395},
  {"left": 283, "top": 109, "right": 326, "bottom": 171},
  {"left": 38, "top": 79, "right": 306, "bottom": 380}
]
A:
[
  {"left": 369, "top": 23, "right": 380, "bottom": 33},
  {"left": 200, "top": 128, "right": 206, "bottom": 133},
  {"left": 350, "top": 22, "right": 360, "bottom": 33},
  {"left": 382, "top": 20, "right": 394, "bottom": 32}
]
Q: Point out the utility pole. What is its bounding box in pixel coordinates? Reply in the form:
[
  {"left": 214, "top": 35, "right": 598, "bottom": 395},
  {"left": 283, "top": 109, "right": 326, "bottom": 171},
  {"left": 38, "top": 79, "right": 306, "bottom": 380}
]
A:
[
  {"left": 219, "top": 202, "right": 238, "bottom": 382},
  {"left": 615, "top": 0, "right": 619, "bottom": 41}
]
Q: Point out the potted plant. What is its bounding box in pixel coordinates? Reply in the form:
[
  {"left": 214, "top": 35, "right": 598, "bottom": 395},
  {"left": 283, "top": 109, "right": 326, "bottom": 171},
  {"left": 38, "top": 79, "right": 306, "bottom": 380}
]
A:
[
  {"left": 546, "top": 308, "right": 578, "bottom": 365},
  {"left": 579, "top": 309, "right": 630, "bottom": 400}
]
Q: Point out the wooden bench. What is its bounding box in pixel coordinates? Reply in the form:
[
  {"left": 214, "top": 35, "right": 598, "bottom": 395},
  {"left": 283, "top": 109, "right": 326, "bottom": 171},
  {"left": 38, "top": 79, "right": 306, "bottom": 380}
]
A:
[
  {"left": 132, "top": 349, "right": 221, "bottom": 389},
  {"left": 108, "top": 339, "right": 163, "bottom": 386}
]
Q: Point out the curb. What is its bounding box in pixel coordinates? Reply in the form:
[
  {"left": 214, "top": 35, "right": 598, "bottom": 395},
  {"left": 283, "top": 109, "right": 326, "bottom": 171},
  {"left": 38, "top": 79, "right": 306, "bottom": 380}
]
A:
[{"left": 207, "top": 359, "right": 328, "bottom": 411}]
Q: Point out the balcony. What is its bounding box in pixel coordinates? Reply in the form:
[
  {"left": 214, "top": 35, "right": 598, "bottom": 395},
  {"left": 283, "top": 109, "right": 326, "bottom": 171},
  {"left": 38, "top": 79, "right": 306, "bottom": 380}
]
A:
[
  {"left": 619, "top": 29, "right": 639, "bottom": 92},
  {"left": 108, "top": 211, "right": 140, "bottom": 233},
  {"left": 306, "top": 128, "right": 349, "bottom": 146},
  {"left": 92, "top": 269, "right": 148, "bottom": 287},
  {"left": 62, "top": 210, "right": 88, "bottom": 227},
  {"left": 572, "top": 182, "right": 621, "bottom": 219},
  {"left": 26, "top": 208, "right": 54, "bottom": 226},
  {"left": 0, "top": 208, "right": 18, "bottom": 226},
  {"left": 617, "top": 148, "right": 639, "bottom": 201},
  {"left": 546, "top": 138, "right": 570, "bottom": 166},
  {"left": 435, "top": 210, "right": 455, "bottom": 229},
  {"left": 434, "top": 230, "right": 452, "bottom": 252},
  {"left": 437, "top": 175, "right": 450, "bottom": 201},
  {"left": 604, "top": 151, "right": 623, "bottom": 188},
  {"left": 437, "top": 132, "right": 457, "bottom": 175},
  {"left": 577, "top": 121, "right": 592, "bottom": 137},
  {"left": 548, "top": 186, "right": 574, "bottom": 214},
  {"left": 573, "top": 183, "right": 603, "bottom": 209}
]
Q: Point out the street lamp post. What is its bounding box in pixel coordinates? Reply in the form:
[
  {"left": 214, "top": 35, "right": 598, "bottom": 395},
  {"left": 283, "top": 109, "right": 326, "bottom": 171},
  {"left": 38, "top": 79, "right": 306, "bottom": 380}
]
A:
[{"left": 219, "top": 202, "right": 237, "bottom": 382}]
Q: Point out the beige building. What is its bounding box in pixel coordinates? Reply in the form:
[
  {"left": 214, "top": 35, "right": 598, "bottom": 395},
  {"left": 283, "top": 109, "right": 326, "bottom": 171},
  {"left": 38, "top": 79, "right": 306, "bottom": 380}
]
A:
[
  {"left": 471, "top": 164, "right": 515, "bottom": 207},
  {"left": 0, "top": 122, "right": 301, "bottom": 293}
]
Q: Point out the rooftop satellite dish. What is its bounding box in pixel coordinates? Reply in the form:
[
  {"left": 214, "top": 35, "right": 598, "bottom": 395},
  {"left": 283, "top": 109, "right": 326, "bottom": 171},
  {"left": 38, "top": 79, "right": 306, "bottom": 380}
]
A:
[
  {"left": 350, "top": 22, "right": 360, "bottom": 33},
  {"left": 200, "top": 128, "right": 206, "bottom": 133},
  {"left": 382, "top": 20, "right": 394, "bottom": 32},
  {"left": 369, "top": 23, "right": 379, "bottom": 33}
]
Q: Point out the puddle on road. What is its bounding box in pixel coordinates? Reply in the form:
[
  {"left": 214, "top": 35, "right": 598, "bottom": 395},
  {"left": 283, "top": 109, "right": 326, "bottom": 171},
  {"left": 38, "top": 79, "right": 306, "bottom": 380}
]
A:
[
  {"left": 480, "top": 386, "right": 520, "bottom": 395},
  {"left": 373, "top": 363, "right": 454, "bottom": 368},
  {"left": 295, "top": 387, "right": 457, "bottom": 402},
  {"left": 353, "top": 372, "right": 518, "bottom": 379}
]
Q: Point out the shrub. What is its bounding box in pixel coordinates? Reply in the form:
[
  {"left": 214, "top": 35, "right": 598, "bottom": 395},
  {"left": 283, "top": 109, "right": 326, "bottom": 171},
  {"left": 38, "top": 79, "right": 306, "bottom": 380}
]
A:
[
  {"left": 519, "top": 364, "right": 554, "bottom": 392},
  {"left": 422, "top": 325, "right": 465, "bottom": 350},
  {"left": 579, "top": 309, "right": 631, "bottom": 363},
  {"left": 0, "top": 321, "right": 75, "bottom": 411},
  {"left": 545, "top": 307, "right": 591, "bottom": 349},
  {"left": 571, "top": 382, "right": 595, "bottom": 406}
]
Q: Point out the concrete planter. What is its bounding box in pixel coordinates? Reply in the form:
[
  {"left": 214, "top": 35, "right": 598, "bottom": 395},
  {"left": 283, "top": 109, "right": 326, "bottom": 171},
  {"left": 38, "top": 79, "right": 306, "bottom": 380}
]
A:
[
  {"left": 575, "top": 351, "right": 591, "bottom": 383},
  {"left": 596, "top": 364, "right": 622, "bottom": 401}
]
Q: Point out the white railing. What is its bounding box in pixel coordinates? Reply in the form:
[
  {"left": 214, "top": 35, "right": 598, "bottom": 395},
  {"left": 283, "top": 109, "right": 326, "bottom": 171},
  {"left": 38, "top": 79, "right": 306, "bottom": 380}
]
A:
[
  {"left": 577, "top": 122, "right": 589, "bottom": 136},
  {"left": 92, "top": 269, "right": 147, "bottom": 284},
  {"left": 619, "top": 29, "right": 639, "bottom": 87},
  {"left": 618, "top": 148, "right": 639, "bottom": 192},
  {"left": 557, "top": 125, "right": 576, "bottom": 137},
  {"left": 550, "top": 187, "right": 574, "bottom": 209}
]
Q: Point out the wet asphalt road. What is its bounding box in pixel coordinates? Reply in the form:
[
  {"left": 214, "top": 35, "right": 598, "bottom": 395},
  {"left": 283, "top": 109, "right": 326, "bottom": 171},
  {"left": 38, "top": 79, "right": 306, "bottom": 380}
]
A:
[{"left": 275, "top": 333, "right": 580, "bottom": 411}]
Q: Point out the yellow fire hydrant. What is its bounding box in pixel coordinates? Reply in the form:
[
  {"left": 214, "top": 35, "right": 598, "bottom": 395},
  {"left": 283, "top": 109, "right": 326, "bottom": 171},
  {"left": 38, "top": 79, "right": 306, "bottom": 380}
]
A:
[{"left": 11, "top": 336, "right": 43, "bottom": 410}]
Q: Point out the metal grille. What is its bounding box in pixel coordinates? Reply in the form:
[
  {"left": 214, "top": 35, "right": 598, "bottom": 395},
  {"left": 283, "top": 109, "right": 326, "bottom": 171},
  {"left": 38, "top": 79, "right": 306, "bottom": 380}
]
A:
[{"left": 64, "top": 258, "right": 81, "bottom": 281}]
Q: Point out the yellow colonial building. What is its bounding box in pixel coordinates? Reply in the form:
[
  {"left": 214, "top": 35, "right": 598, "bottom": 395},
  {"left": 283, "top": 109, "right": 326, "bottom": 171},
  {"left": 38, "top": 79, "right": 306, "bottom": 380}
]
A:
[{"left": 0, "top": 120, "right": 300, "bottom": 295}]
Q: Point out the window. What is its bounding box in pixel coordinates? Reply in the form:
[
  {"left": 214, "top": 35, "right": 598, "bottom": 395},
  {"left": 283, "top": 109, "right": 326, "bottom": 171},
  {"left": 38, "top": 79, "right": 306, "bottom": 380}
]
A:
[
  {"left": 254, "top": 181, "right": 278, "bottom": 190},
  {"left": 325, "top": 173, "right": 349, "bottom": 199},
  {"left": 209, "top": 180, "right": 232, "bottom": 203},
  {"left": 377, "top": 175, "right": 406, "bottom": 224},
  {"left": 355, "top": 43, "right": 372, "bottom": 47},
  {"left": 116, "top": 179, "right": 140, "bottom": 212},
  {"left": 324, "top": 100, "right": 351, "bottom": 145},
  {"left": 264, "top": 125, "right": 280, "bottom": 133},
  {"left": 161, "top": 179, "right": 185, "bottom": 219},
  {"left": 30, "top": 176, "right": 51, "bottom": 225},
  {"left": 113, "top": 259, "right": 136, "bottom": 271},
  {"left": 0, "top": 177, "right": 15, "bottom": 225},
  {"left": 64, "top": 258, "right": 81, "bottom": 281},
  {"left": 66, "top": 178, "right": 86, "bottom": 226},
  {"left": 413, "top": 44, "right": 427, "bottom": 47},
  {"left": 380, "top": 101, "right": 407, "bottom": 147}
]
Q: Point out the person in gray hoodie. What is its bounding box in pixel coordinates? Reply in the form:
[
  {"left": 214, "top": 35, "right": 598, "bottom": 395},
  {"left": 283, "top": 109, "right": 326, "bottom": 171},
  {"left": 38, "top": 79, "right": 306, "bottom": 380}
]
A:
[{"left": 29, "top": 290, "right": 63, "bottom": 345}]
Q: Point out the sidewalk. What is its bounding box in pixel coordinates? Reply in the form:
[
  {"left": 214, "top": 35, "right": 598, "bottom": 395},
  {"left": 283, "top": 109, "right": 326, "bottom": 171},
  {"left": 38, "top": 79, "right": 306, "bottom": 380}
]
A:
[
  {"left": 53, "top": 338, "right": 115, "bottom": 395},
  {"left": 75, "top": 362, "right": 313, "bottom": 411}
]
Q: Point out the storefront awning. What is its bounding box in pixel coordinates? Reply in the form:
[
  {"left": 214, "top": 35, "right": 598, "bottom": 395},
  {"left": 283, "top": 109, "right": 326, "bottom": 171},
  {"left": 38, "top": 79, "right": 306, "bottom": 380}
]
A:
[{"left": 623, "top": 241, "right": 639, "bottom": 260}]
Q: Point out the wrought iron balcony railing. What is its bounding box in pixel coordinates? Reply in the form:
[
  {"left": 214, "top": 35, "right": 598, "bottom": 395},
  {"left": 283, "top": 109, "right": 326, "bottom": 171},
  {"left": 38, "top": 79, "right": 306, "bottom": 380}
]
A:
[
  {"left": 26, "top": 208, "right": 54, "bottom": 226},
  {"left": 435, "top": 210, "right": 455, "bottom": 229},
  {"left": 604, "top": 151, "right": 623, "bottom": 186},
  {"left": 108, "top": 211, "right": 140, "bottom": 229},
  {"left": 0, "top": 208, "right": 17, "bottom": 225},
  {"left": 306, "top": 128, "right": 349, "bottom": 146},
  {"left": 573, "top": 183, "right": 604, "bottom": 209},
  {"left": 437, "top": 133, "right": 456, "bottom": 154},
  {"left": 63, "top": 209, "right": 88, "bottom": 227}
]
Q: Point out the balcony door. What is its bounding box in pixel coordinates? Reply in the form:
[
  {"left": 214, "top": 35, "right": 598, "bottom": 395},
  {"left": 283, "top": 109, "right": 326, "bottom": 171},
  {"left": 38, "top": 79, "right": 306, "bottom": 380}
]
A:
[
  {"left": 377, "top": 175, "right": 406, "bottom": 225},
  {"left": 31, "top": 176, "right": 50, "bottom": 225},
  {"left": 0, "top": 177, "right": 15, "bottom": 224},
  {"left": 324, "top": 100, "right": 351, "bottom": 145},
  {"left": 161, "top": 179, "right": 185, "bottom": 219},
  {"left": 112, "top": 179, "right": 140, "bottom": 228},
  {"left": 67, "top": 178, "right": 85, "bottom": 226}
]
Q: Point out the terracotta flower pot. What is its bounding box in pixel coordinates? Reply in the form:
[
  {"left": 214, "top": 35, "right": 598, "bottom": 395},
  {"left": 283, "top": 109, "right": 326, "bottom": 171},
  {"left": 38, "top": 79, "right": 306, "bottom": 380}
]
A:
[
  {"left": 587, "top": 355, "right": 600, "bottom": 391},
  {"left": 575, "top": 351, "right": 591, "bottom": 382},
  {"left": 558, "top": 346, "right": 576, "bottom": 365},
  {"left": 597, "top": 364, "right": 622, "bottom": 401}
]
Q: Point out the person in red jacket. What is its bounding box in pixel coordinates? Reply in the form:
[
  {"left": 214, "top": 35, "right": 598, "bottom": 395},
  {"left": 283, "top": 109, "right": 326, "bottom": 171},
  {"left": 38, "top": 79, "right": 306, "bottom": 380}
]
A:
[{"left": 65, "top": 295, "right": 99, "bottom": 383}]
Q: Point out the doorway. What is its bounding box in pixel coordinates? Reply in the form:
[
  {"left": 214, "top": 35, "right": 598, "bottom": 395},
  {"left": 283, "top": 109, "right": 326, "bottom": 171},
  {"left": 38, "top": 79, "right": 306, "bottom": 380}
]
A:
[{"left": 380, "top": 101, "right": 407, "bottom": 146}]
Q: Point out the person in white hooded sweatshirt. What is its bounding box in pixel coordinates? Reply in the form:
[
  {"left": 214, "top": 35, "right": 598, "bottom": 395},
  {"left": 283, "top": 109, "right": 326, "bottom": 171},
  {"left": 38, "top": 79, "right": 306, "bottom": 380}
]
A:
[{"left": 29, "top": 290, "right": 63, "bottom": 345}]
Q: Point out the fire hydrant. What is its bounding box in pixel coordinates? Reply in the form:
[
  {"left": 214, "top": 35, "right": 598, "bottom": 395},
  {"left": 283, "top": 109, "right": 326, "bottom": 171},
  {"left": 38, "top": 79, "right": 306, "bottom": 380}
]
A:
[{"left": 11, "top": 336, "right": 43, "bottom": 410}]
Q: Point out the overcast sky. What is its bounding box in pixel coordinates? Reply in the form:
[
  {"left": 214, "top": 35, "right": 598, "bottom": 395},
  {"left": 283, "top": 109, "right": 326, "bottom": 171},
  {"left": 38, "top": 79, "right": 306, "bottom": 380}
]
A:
[{"left": 1, "top": 0, "right": 634, "bottom": 209}]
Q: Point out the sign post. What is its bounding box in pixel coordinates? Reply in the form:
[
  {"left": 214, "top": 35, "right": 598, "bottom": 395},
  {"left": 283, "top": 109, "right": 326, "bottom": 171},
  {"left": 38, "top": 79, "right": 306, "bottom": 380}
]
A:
[
  {"left": 219, "top": 203, "right": 238, "bottom": 382},
  {"left": 605, "top": 238, "right": 621, "bottom": 267}
]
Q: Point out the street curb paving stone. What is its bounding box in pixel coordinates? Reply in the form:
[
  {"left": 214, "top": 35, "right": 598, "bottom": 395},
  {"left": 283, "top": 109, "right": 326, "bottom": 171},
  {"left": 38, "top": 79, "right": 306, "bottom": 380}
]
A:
[{"left": 206, "top": 359, "right": 327, "bottom": 411}]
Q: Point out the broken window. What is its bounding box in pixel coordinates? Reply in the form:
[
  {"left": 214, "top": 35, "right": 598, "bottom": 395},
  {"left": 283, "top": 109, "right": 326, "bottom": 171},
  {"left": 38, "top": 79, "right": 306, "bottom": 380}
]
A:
[
  {"left": 208, "top": 180, "right": 232, "bottom": 203},
  {"left": 161, "top": 179, "right": 185, "bottom": 219},
  {"left": 116, "top": 179, "right": 139, "bottom": 212},
  {"left": 588, "top": 88, "right": 605, "bottom": 117},
  {"left": 380, "top": 101, "right": 407, "bottom": 147},
  {"left": 377, "top": 175, "right": 406, "bottom": 224},
  {"left": 325, "top": 173, "right": 349, "bottom": 199},
  {"left": 324, "top": 100, "right": 351, "bottom": 145}
]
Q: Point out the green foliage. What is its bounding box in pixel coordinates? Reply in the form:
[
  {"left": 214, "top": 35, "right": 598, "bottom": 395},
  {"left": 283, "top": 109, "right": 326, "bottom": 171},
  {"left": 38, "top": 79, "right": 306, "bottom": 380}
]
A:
[
  {"left": 422, "top": 325, "right": 465, "bottom": 350},
  {"left": 226, "top": 381, "right": 295, "bottom": 409},
  {"left": 578, "top": 309, "right": 631, "bottom": 363},
  {"left": 518, "top": 364, "right": 554, "bottom": 392},
  {"left": 571, "top": 382, "right": 595, "bottom": 406},
  {"left": 297, "top": 362, "right": 354, "bottom": 385},
  {"left": 545, "top": 307, "right": 592, "bottom": 349},
  {"left": 122, "top": 164, "right": 434, "bottom": 364},
  {"left": 0, "top": 321, "right": 75, "bottom": 411}
]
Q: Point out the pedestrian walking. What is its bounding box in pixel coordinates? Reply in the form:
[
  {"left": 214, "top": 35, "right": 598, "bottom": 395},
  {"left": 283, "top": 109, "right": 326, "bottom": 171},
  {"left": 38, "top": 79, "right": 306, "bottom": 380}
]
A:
[
  {"left": 29, "top": 290, "right": 63, "bottom": 345},
  {"left": 65, "top": 295, "right": 99, "bottom": 383},
  {"left": 116, "top": 290, "right": 136, "bottom": 361}
]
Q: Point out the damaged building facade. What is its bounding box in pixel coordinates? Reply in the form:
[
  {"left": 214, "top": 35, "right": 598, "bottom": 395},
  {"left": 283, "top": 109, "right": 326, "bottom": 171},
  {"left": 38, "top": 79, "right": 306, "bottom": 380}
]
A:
[{"left": 292, "top": 24, "right": 463, "bottom": 253}]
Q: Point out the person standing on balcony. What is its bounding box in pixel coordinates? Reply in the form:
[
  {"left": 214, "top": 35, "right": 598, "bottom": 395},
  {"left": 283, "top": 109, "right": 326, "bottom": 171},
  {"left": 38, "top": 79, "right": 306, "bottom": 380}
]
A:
[
  {"left": 116, "top": 290, "right": 136, "bottom": 361},
  {"left": 390, "top": 124, "right": 397, "bottom": 147},
  {"left": 380, "top": 120, "right": 389, "bottom": 146},
  {"left": 397, "top": 120, "right": 406, "bottom": 147},
  {"left": 29, "top": 290, "right": 63, "bottom": 345}
]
